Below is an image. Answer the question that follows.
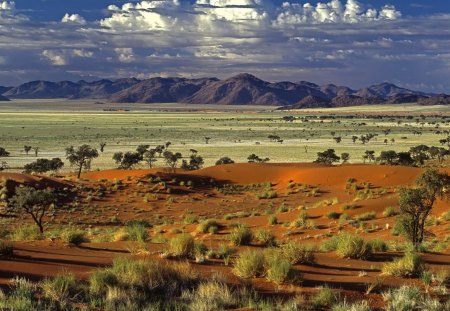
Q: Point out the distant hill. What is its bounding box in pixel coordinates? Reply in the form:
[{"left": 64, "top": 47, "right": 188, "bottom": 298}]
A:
[
  {"left": 0, "top": 94, "right": 9, "bottom": 101},
  {"left": 2, "top": 78, "right": 141, "bottom": 99},
  {"left": 1, "top": 74, "right": 447, "bottom": 108}
]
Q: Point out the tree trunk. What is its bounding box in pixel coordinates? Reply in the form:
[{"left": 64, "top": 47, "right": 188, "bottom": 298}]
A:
[{"left": 77, "top": 164, "right": 83, "bottom": 179}]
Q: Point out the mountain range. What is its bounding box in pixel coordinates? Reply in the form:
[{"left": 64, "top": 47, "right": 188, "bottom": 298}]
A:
[{"left": 1, "top": 73, "right": 449, "bottom": 107}]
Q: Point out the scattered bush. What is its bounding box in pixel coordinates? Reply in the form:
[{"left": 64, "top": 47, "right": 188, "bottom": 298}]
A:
[
  {"left": 382, "top": 252, "right": 424, "bottom": 277},
  {"left": 256, "top": 190, "right": 277, "bottom": 199},
  {"left": 280, "top": 242, "right": 315, "bottom": 265},
  {"left": 168, "top": 234, "right": 195, "bottom": 258},
  {"left": 383, "top": 206, "right": 399, "bottom": 217},
  {"left": 367, "top": 239, "right": 388, "bottom": 252},
  {"left": 62, "top": 229, "right": 88, "bottom": 246},
  {"left": 232, "top": 249, "right": 265, "bottom": 278},
  {"left": 311, "top": 286, "right": 338, "bottom": 308},
  {"left": 334, "top": 233, "right": 370, "bottom": 259},
  {"left": 331, "top": 300, "right": 372, "bottom": 311},
  {"left": 11, "top": 225, "right": 43, "bottom": 241},
  {"left": 0, "top": 240, "right": 13, "bottom": 257},
  {"left": 264, "top": 249, "right": 295, "bottom": 284},
  {"left": 326, "top": 211, "right": 341, "bottom": 219},
  {"left": 197, "top": 219, "right": 220, "bottom": 234},
  {"left": 125, "top": 221, "right": 149, "bottom": 242},
  {"left": 382, "top": 285, "right": 423, "bottom": 311},
  {"left": 229, "top": 226, "right": 253, "bottom": 246},
  {"left": 254, "top": 229, "right": 276, "bottom": 246},
  {"left": 355, "top": 211, "right": 376, "bottom": 221},
  {"left": 41, "top": 273, "right": 79, "bottom": 308},
  {"left": 268, "top": 215, "right": 278, "bottom": 225}
]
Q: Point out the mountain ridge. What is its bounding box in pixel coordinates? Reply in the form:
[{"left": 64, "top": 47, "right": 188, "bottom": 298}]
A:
[{"left": 1, "top": 74, "right": 447, "bottom": 107}]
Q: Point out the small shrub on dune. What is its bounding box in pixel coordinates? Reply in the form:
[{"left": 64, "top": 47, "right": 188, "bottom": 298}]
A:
[
  {"left": 0, "top": 277, "right": 36, "bottom": 310},
  {"left": 382, "top": 252, "right": 424, "bottom": 277},
  {"left": 229, "top": 226, "right": 253, "bottom": 246},
  {"left": 331, "top": 300, "right": 372, "bottom": 311},
  {"left": 264, "top": 249, "right": 298, "bottom": 284},
  {"left": 41, "top": 273, "right": 79, "bottom": 308},
  {"left": 89, "top": 270, "right": 118, "bottom": 297},
  {"left": 383, "top": 206, "right": 399, "bottom": 217},
  {"left": 268, "top": 215, "right": 278, "bottom": 225},
  {"left": 11, "top": 225, "right": 42, "bottom": 241},
  {"left": 355, "top": 211, "right": 376, "bottom": 221},
  {"left": 254, "top": 229, "right": 276, "bottom": 246},
  {"left": 109, "top": 257, "right": 197, "bottom": 295},
  {"left": 232, "top": 249, "right": 265, "bottom": 278},
  {"left": 367, "top": 238, "right": 388, "bottom": 252},
  {"left": 382, "top": 285, "right": 423, "bottom": 311},
  {"left": 320, "top": 235, "right": 340, "bottom": 252},
  {"left": 280, "top": 242, "right": 315, "bottom": 265},
  {"left": 335, "top": 233, "right": 370, "bottom": 259},
  {"left": 196, "top": 219, "right": 220, "bottom": 234},
  {"left": 125, "top": 221, "right": 149, "bottom": 242},
  {"left": 188, "top": 280, "right": 236, "bottom": 311},
  {"left": 311, "top": 285, "right": 338, "bottom": 308},
  {"left": 168, "top": 233, "right": 195, "bottom": 258},
  {"left": 327, "top": 211, "right": 341, "bottom": 219},
  {"left": 0, "top": 240, "right": 13, "bottom": 257},
  {"left": 62, "top": 229, "right": 88, "bottom": 246},
  {"left": 256, "top": 190, "right": 277, "bottom": 199}
]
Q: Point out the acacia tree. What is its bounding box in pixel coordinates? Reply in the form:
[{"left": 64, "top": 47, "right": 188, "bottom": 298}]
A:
[
  {"left": 163, "top": 151, "right": 182, "bottom": 172},
  {"left": 314, "top": 149, "right": 340, "bottom": 165},
  {"left": 341, "top": 153, "right": 350, "bottom": 163},
  {"left": 24, "top": 158, "right": 64, "bottom": 174},
  {"left": 216, "top": 156, "right": 235, "bottom": 165},
  {"left": 113, "top": 152, "right": 142, "bottom": 169},
  {"left": 181, "top": 152, "right": 204, "bottom": 170},
  {"left": 33, "top": 147, "right": 40, "bottom": 157},
  {"left": 24, "top": 145, "right": 32, "bottom": 155},
  {"left": 0, "top": 161, "right": 7, "bottom": 171},
  {"left": 143, "top": 149, "right": 157, "bottom": 168},
  {"left": 398, "top": 169, "right": 450, "bottom": 249},
  {"left": 8, "top": 186, "right": 56, "bottom": 233},
  {"left": 0, "top": 147, "right": 10, "bottom": 157},
  {"left": 99, "top": 142, "right": 106, "bottom": 153},
  {"left": 65, "top": 145, "right": 99, "bottom": 178}
]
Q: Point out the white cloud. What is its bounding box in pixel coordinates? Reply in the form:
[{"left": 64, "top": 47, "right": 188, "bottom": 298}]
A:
[
  {"left": 61, "top": 13, "right": 86, "bottom": 25},
  {"left": 42, "top": 50, "right": 67, "bottom": 66},
  {"left": 0, "top": 1, "right": 14, "bottom": 10},
  {"left": 114, "top": 48, "right": 135, "bottom": 63},
  {"left": 72, "top": 49, "right": 93, "bottom": 58}
]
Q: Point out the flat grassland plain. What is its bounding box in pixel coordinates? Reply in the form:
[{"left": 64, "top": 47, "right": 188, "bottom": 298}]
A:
[{"left": 2, "top": 99, "right": 450, "bottom": 171}]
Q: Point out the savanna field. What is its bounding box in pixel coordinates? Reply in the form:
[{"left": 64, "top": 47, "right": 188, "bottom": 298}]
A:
[{"left": 0, "top": 101, "right": 449, "bottom": 310}]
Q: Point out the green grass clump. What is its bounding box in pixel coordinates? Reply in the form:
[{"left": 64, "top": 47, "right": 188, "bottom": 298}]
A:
[
  {"left": 254, "top": 229, "right": 276, "bottom": 246},
  {"left": 311, "top": 286, "right": 338, "bottom": 308},
  {"left": 62, "top": 228, "right": 88, "bottom": 245},
  {"left": 229, "top": 226, "right": 253, "bottom": 246},
  {"left": 0, "top": 240, "right": 14, "bottom": 257},
  {"left": 268, "top": 215, "right": 278, "bottom": 225},
  {"left": 168, "top": 234, "right": 195, "bottom": 258},
  {"left": 441, "top": 210, "right": 450, "bottom": 221},
  {"left": 256, "top": 190, "right": 277, "bottom": 199},
  {"left": 367, "top": 238, "right": 388, "bottom": 252},
  {"left": 41, "top": 273, "right": 79, "bottom": 308},
  {"left": 383, "top": 206, "right": 399, "bottom": 217},
  {"left": 11, "top": 225, "right": 42, "bottom": 241},
  {"left": 89, "top": 270, "right": 118, "bottom": 297},
  {"left": 333, "top": 233, "right": 371, "bottom": 259},
  {"left": 188, "top": 280, "right": 236, "bottom": 310},
  {"left": 280, "top": 242, "right": 315, "bottom": 265},
  {"left": 326, "top": 211, "right": 341, "bottom": 219},
  {"left": 355, "top": 211, "right": 376, "bottom": 221},
  {"left": 125, "top": 221, "right": 149, "bottom": 242},
  {"left": 264, "top": 249, "right": 295, "bottom": 284},
  {"left": 382, "top": 285, "right": 423, "bottom": 311},
  {"left": 331, "top": 300, "right": 372, "bottom": 311},
  {"left": 196, "top": 219, "right": 220, "bottom": 234},
  {"left": 232, "top": 249, "right": 265, "bottom": 278},
  {"left": 382, "top": 252, "right": 424, "bottom": 277}
]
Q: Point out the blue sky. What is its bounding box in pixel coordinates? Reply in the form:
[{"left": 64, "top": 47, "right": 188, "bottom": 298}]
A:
[{"left": 1, "top": 0, "right": 450, "bottom": 92}]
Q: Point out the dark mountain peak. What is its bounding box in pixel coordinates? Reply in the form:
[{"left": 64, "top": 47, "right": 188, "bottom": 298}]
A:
[
  {"left": 0, "top": 94, "right": 10, "bottom": 101},
  {"left": 228, "top": 73, "right": 264, "bottom": 83},
  {"left": 297, "top": 81, "right": 319, "bottom": 88}
]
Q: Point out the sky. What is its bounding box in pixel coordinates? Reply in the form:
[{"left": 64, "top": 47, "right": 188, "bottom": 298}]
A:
[{"left": 0, "top": 0, "right": 449, "bottom": 92}]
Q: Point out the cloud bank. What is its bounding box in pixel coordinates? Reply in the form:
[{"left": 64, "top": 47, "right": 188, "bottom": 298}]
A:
[{"left": 0, "top": 0, "right": 449, "bottom": 93}]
